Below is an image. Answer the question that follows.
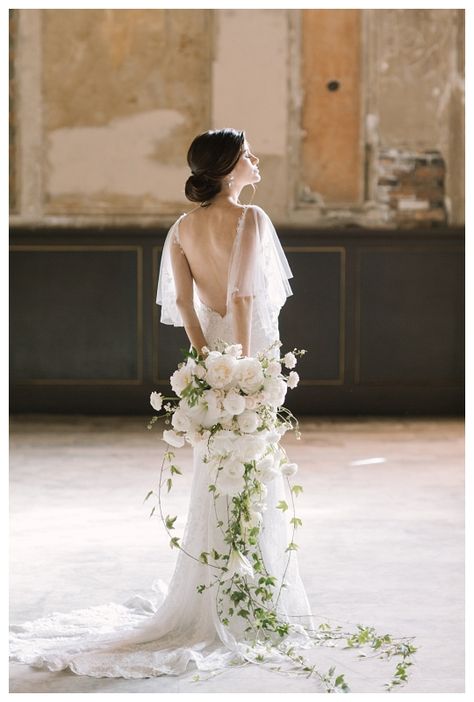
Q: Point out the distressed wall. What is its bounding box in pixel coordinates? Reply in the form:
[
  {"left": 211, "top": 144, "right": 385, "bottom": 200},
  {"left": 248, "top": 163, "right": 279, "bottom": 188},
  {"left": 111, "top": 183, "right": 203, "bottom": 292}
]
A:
[{"left": 10, "top": 8, "right": 464, "bottom": 227}]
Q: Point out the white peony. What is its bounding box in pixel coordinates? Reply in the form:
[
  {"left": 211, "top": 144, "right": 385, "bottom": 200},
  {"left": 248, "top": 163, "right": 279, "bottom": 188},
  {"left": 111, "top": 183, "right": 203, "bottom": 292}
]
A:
[
  {"left": 205, "top": 353, "right": 238, "bottom": 389},
  {"left": 170, "top": 365, "right": 194, "bottom": 396},
  {"left": 222, "top": 390, "right": 246, "bottom": 416},
  {"left": 171, "top": 406, "right": 193, "bottom": 433},
  {"left": 236, "top": 358, "right": 265, "bottom": 394},
  {"left": 287, "top": 371, "right": 300, "bottom": 389},
  {"left": 221, "top": 548, "right": 255, "bottom": 581},
  {"left": 237, "top": 410, "right": 260, "bottom": 434},
  {"left": 267, "top": 360, "right": 282, "bottom": 377},
  {"left": 162, "top": 428, "right": 185, "bottom": 447},
  {"left": 234, "top": 434, "right": 267, "bottom": 463},
  {"left": 256, "top": 454, "right": 281, "bottom": 483},
  {"left": 218, "top": 457, "right": 246, "bottom": 496},
  {"left": 283, "top": 352, "right": 297, "bottom": 369},
  {"left": 281, "top": 461, "right": 298, "bottom": 477},
  {"left": 198, "top": 389, "right": 225, "bottom": 428},
  {"left": 210, "top": 429, "right": 237, "bottom": 457},
  {"left": 150, "top": 391, "right": 163, "bottom": 412},
  {"left": 261, "top": 376, "right": 287, "bottom": 409}
]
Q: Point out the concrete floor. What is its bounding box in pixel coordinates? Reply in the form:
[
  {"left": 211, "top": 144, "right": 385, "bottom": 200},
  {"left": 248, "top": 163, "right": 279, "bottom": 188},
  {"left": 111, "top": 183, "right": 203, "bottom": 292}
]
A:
[{"left": 9, "top": 415, "right": 464, "bottom": 693}]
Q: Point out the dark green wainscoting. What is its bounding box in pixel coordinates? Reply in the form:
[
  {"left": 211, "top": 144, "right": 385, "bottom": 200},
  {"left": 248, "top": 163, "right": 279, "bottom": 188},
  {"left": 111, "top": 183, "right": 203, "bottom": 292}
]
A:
[{"left": 10, "top": 224, "right": 464, "bottom": 415}]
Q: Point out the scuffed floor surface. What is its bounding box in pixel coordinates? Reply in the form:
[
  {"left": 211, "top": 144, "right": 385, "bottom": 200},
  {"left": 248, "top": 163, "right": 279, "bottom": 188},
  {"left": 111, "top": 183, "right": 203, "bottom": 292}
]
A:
[{"left": 10, "top": 414, "right": 464, "bottom": 693}]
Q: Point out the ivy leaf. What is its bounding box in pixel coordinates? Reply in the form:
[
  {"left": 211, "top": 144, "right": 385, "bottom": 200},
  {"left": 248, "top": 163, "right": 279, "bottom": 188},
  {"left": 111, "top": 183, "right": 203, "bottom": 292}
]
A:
[
  {"left": 149, "top": 506, "right": 155, "bottom": 518},
  {"left": 276, "top": 500, "right": 288, "bottom": 512},
  {"left": 291, "top": 484, "right": 303, "bottom": 496},
  {"left": 285, "top": 541, "right": 299, "bottom": 552},
  {"left": 290, "top": 517, "right": 303, "bottom": 528},
  {"left": 143, "top": 490, "right": 154, "bottom": 503},
  {"left": 170, "top": 465, "right": 182, "bottom": 476},
  {"left": 165, "top": 514, "right": 177, "bottom": 530},
  {"left": 166, "top": 478, "right": 173, "bottom": 493},
  {"left": 169, "top": 536, "right": 180, "bottom": 549}
]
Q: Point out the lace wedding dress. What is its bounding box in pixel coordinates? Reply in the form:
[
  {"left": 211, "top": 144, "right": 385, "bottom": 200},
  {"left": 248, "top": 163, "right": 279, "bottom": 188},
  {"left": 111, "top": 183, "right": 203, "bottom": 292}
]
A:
[{"left": 9, "top": 205, "right": 317, "bottom": 679}]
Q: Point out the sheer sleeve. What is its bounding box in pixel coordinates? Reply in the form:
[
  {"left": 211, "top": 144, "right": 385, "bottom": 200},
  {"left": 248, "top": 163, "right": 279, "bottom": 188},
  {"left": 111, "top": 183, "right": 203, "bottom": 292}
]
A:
[
  {"left": 226, "top": 205, "right": 293, "bottom": 336},
  {"left": 155, "top": 214, "right": 187, "bottom": 327}
]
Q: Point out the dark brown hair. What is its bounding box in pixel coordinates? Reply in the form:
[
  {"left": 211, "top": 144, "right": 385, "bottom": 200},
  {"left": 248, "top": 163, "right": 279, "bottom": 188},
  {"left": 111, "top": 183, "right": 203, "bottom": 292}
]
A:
[{"left": 184, "top": 128, "right": 245, "bottom": 207}]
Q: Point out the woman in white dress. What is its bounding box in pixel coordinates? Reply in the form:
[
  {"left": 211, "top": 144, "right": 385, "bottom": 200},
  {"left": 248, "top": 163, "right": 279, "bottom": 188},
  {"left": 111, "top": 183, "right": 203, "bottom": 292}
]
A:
[
  {"left": 10, "top": 129, "right": 416, "bottom": 690},
  {"left": 10, "top": 128, "right": 316, "bottom": 680}
]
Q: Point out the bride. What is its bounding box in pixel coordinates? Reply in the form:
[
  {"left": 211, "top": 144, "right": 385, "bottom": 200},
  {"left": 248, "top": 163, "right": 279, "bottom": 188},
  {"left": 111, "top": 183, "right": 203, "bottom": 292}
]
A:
[
  {"left": 10, "top": 129, "right": 416, "bottom": 690},
  {"left": 10, "top": 128, "right": 315, "bottom": 681}
]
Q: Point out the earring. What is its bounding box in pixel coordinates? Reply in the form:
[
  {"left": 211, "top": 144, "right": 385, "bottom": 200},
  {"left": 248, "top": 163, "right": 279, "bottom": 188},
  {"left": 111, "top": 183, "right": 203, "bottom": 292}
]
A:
[{"left": 227, "top": 175, "right": 234, "bottom": 188}]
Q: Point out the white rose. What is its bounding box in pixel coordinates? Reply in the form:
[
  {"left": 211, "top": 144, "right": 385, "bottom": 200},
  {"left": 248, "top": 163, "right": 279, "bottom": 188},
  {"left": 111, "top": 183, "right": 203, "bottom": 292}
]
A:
[
  {"left": 283, "top": 352, "right": 297, "bottom": 369},
  {"left": 237, "top": 410, "right": 260, "bottom": 434},
  {"left": 171, "top": 406, "right": 192, "bottom": 433},
  {"left": 194, "top": 363, "right": 207, "bottom": 380},
  {"left": 236, "top": 358, "right": 265, "bottom": 394},
  {"left": 225, "top": 343, "right": 243, "bottom": 358},
  {"left": 150, "top": 391, "right": 163, "bottom": 412},
  {"left": 205, "top": 354, "right": 238, "bottom": 389},
  {"left": 223, "top": 390, "right": 246, "bottom": 416},
  {"left": 244, "top": 394, "right": 259, "bottom": 410},
  {"left": 267, "top": 360, "right": 282, "bottom": 377},
  {"left": 170, "top": 365, "right": 193, "bottom": 396},
  {"left": 218, "top": 457, "right": 246, "bottom": 496},
  {"left": 287, "top": 371, "right": 300, "bottom": 389},
  {"left": 162, "top": 428, "right": 185, "bottom": 447},
  {"left": 281, "top": 461, "right": 298, "bottom": 477}
]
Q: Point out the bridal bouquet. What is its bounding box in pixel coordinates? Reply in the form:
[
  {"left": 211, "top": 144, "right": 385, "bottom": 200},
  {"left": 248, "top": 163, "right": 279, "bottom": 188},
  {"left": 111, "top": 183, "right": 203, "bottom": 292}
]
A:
[{"left": 146, "top": 340, "right": 417, "bottom": 692}]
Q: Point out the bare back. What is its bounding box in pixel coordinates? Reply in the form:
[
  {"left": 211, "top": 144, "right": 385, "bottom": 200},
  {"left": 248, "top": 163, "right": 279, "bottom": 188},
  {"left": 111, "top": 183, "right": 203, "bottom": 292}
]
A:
[{"left": 177, "top": 204, "right": 247, "bottom": 317}]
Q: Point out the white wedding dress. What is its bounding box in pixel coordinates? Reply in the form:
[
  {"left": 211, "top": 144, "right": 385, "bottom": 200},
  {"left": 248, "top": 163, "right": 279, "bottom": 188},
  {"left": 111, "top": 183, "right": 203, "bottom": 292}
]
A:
[{"left": 10, "top": 204, "right": 318, "bottom": 679}]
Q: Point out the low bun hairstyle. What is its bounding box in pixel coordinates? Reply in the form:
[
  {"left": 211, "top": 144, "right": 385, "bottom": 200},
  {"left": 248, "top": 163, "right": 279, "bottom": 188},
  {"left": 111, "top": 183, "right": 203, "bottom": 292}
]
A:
[{"left": 185, "top": 128, "right": 245, "bottom": 207}]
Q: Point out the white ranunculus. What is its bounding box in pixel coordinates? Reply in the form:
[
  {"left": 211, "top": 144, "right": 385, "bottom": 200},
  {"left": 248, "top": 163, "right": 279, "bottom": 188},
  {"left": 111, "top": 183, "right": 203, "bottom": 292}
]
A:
[
  {"left": 223, "top": 390, "right": 246, "bottom": 416},
  {"left": 171, "top": 406, "right": 192, "bottom": 433},
  {"left": 170, "top": 365, "right": 194, "bottom": 396},
  {"left": 281, "top": 461, "right": 298, "bottom": 477},
  {"left": 221, "top": 548, "right": 255, "bottom": 582},
  {"left": 236, "top": 358, "right": 265, "bottom": 394},
  {"left": 237, "top": 409, "right": 260, "bottom": 434},
  {"left": 162, "top": 428, "right": 185, "bottom": 447},
  {"left": 261, "top": 376, "right": 287, "bottom": 409},
  {"left": 205, "top": 353, "right": 238, "bottom": 389},
  {"left": 149, "top": 391, "right": 163, "bottom": 412},
  {"left": 267, "top": 360, "right": 282, "bottom": 377},
  {"left": 287, "top": 371, "right": 300, "bottom": 389},
  {"left": 218, "top": 457, "right": 246, "bottom": 496},
  {"left": 283, "top": 352, "right": 297, "bottom": 369},
  {"left": 235, "top": 434, "right": 267, "bottom": 463}
]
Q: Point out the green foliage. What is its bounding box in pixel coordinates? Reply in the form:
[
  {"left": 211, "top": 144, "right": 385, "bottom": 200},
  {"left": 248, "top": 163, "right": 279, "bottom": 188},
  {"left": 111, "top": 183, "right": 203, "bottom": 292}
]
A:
[{"left": 276, "top": 500, "right": 288, "bottom": 512}]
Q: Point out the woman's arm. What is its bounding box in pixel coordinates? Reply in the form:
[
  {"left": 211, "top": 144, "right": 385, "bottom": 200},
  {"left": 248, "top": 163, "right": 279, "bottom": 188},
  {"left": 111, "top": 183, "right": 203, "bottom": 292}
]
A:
[
  {"left": 170, "top": 233, "right": 208, "bottom": 356},
  {"left": 231, "top": 296, "right": 253, "bottom": 356}
]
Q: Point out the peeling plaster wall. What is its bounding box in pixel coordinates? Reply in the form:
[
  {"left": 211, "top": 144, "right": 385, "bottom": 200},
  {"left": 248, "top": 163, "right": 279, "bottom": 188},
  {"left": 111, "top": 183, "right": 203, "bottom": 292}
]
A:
[
  {"left": 367, "top": 9, "right": 464, "bottom": 225},
  {"left": 10, "top": 8, "right": 464, "bottom": 227},
  {"left": 42, "top": 9, "right": 212, "bottom": 215}
]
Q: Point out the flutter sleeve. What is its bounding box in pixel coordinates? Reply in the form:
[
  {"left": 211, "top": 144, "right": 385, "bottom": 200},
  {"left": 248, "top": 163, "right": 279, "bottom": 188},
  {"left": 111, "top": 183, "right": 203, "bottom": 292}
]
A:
[
  {"left": 155, "top": 214, "right": 187, "bottom": 327},
  {"left": 226, "top": 205, "right": 293, "bottom": 335}
]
